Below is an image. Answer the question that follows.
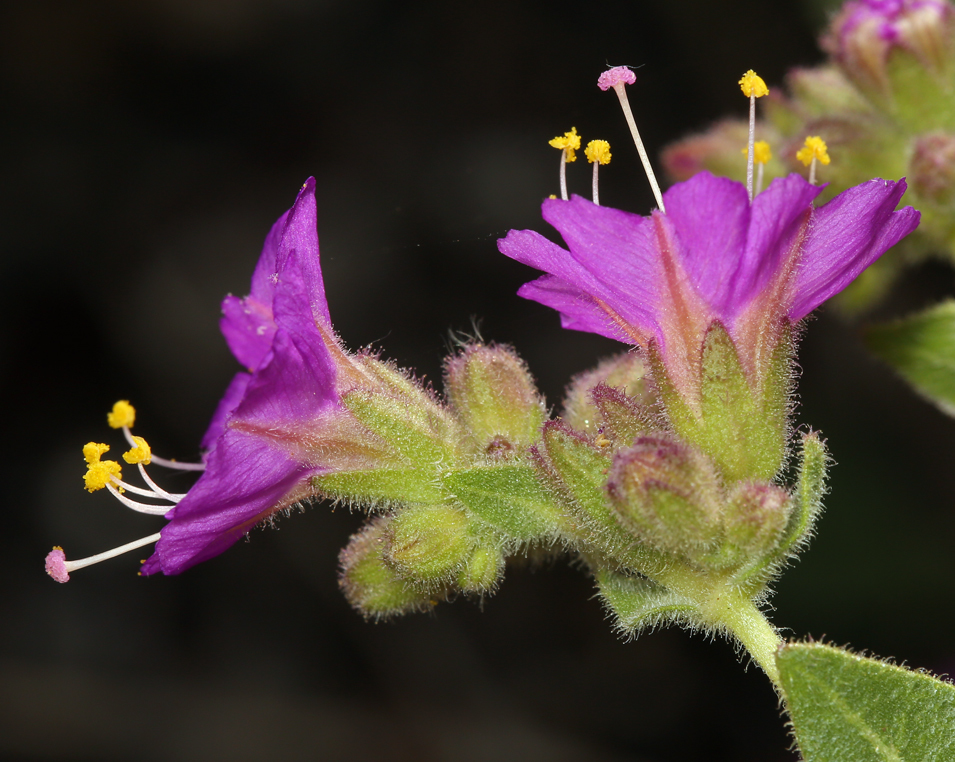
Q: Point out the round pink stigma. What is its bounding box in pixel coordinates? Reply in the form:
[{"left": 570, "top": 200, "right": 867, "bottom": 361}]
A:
[
  {"left": 597, "top": 66, "right": 637, "bottom": 91},
  {"left": 45, "top": 547, "right": 70, "bottom": 583}
]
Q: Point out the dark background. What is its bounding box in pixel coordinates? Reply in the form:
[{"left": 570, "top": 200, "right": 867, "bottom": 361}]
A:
[{"left": 4, "top": 0, "right": 954, "bottom": 760}]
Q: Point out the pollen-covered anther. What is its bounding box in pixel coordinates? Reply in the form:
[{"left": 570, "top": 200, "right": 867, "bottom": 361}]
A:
[
  {"left": 44, "top": 534, "right": 162, "bottom": 583},
  {"left": 82, "top": 442, "right": 122, "bottom": 493},
  {"left": 586, "top": 140, "right": 612, "bottom": 205},
  {"left": 550, "top": 127, "right": 581, "bottom": 201},
  {"left": 107, "top": 400, "right": 136, "bottom": 429},
  {"left": 796, "top": 135, "right": 831, "bottom": 184},
  {"left": 123, "top": 436, "right": 152, "bottom": 465},
  {"left": 738, "top": 69, "right": 769, "bottom": 98}
]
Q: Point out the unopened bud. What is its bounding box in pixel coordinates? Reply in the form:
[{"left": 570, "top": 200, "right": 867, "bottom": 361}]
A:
[
  {"left": 445, "top": 343, "right": 546, "bottom": 456},
  {"left": 721, "top": 481, "right": 793, "bottom": 562},
  {"left": 606, "top": 435, "right": 722, "bottom": 557},
  {"left": 563, "top": 351, "right": 654, "bottom": 437},
  {"left": 339, "top": 516, "right": 440, "bottom": 619},
  {"left": 386, "top": 504, "right": 474, "bottom": 582},
  {"left": 457, "top": 543, "right": 505, "bottom": 593},
  {"left": 910, "top": 131, "right": 955, "bottom": 204}
]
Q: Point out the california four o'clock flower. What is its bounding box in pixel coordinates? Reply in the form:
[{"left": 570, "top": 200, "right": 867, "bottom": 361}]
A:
[
  {"left": 47, "top": 179, "right": 366, "bottom": 580},
  {"left": 499, "top": 67, "right": 920, "bottom": 482}
]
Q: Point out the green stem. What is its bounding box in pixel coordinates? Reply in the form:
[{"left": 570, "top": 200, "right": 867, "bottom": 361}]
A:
[
  {"left": 652, "top": 565, "right": 783, "bottom": 690},
  {"left": 709, "top": 589, "right": 782, "bottom": 690}
]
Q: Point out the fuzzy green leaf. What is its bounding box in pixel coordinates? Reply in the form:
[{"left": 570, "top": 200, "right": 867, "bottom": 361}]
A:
[
  {"left": 779, "top": 642, "right": 955, "bottom": 762},
  {"left": 313, "top": 468, "right": 444, "bottom": 504},
  {"left": 867, "top": 300, "right": 955, "bottom": 418},
  {"left": 443, "top": 464, "right": 562, "bottom": 540}
]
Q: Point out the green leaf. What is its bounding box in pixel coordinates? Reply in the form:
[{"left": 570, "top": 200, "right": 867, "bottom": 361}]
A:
[
  {"left": 443, "top": 464, "right": 563, "bottom": 540},
  {"left": 313, "top": 468, "right": 444, "bottom": 504},
  {"left": 595, "top": 569, "right": 699, "bottom": 637},
  {"left": 866, "top": 300, "right": 955, "bottom": 417},
  {"left": 778, "top": 642, "right": 955, "bottom": 761}
]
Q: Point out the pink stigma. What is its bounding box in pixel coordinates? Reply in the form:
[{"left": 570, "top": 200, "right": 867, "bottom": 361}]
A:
[
  {"left": 597, "top": 66, "right": 637, "bottom": 91},
  {"left": 45, "top": 548, "right": 70, "bottom": 583}
]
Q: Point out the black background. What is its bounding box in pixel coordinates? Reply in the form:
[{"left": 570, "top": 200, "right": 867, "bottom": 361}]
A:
[{"left": 3, "top": 0, "right": 955, "bottom": 760}]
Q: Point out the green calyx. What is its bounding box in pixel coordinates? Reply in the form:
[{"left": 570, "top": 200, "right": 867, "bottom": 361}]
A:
[{"left": 650, "top": 322, "right": 791, "bottom": 483}]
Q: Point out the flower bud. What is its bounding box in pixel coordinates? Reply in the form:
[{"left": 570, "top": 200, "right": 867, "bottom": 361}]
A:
[
  {"left": 909, "top": 131, "right": 955, "bottom": 204},
  {"left": 457, "top": 543, "right": 505, "bottom": 593},
  {"left": 719, "top": 481, "right": 793, "bottom": 564},
  {"left": 822, "top": 0, "right": 955, "bottom": 97},
  {"left": 445, "top": 343, "right": 546, "bottom": 456},
  {"left": 339, "top": 516, "right": 440, "bottom": 619},
  {"left": 562, "top": 351, "right": 654, "bottom": 439},
  {"left": 386, "top": 504, "right": 474, "bottom": 582},
  {"left": 606, "top": 435, "right": 723, "bottom": 558}
]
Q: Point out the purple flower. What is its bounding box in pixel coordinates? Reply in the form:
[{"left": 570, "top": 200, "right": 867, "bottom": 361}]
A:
[
  {"left": 498, "top": 172, "right": 919, "bottom": 401},
  {"left": 141, "top": 178, "right": 341, "bottom": 575},
  {"left": 822, "top": 0, "right": 954, "bottom": 87}
]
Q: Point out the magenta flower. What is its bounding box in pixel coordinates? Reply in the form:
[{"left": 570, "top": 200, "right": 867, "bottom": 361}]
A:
[
  {"left": 498, "top": 172, "right": 919, "bottom": 401},
  {"left": 140, "top": 178, "right": 341, "bottom": 575}
]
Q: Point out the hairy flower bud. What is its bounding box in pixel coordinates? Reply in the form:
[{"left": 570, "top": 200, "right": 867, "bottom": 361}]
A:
[
  {"left": 719, "top": 481, "right": 793, "bottom": 564},
  {"left": 606, "top": 435, "right": 723, "bottom": 558},
  {"left": 445, "top": 343, "right": 546, "bottom": 457},
  {"left": 386, "top": 504, "right": 474, "bottom": 582},
  {"left": 457, "top": 543, "right": 505, "bottom": 593},
  {"left": 339, "top": 516, "right": 441, "bottom": 619},
  {"left": 909, "top": 131, "right": 955, "bottom": 204},
  {"left": 562, "top": 351, "right": 654, "bottom": 439}
]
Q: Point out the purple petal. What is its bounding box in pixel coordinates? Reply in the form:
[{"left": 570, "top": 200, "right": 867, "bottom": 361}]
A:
[
  {"left": 199, "top": 371, "right": 252, "bottom": 454},
  {"left": 732, "top": 174, "right": 823, "bottom": 309},
  {"left": 275, "top": 178, "right": 331, "bottom": 328},
  {"left": 790, "top": 178, "right": 921, "bottom": 319},
  {"left": 517, "top": 275, "right": 638, "bottom": 342},
  {"left": 140, "top": 429, "right": 315, "bottom": 575},
  {"left": 661, "top": 172, "right": 751, "bottom": 317}
]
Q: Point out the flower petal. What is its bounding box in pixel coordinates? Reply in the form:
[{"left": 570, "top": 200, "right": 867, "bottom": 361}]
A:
[
  {"left": 661, "top": 172, "right": 752, "bottom": 317},
  {"left": 199, "top": 371, "right": 251, "bottom": 454},
  {"left": 790, "top": 178, "right": 921, "bottom": 320},
  {"left": 140, "top": 429, "right": 315, "bottom": 575}
]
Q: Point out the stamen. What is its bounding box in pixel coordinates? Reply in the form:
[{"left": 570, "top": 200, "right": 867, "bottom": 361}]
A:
[
  {"left": 45, "top": 534, "right": 162, "bottom": 583},
  {"left": 742, "top": 140, "right": 772, "bottom": 195},
  {"left": 796, "top": 135, "right": 830, "bottom": 185},
  {"left": 123, "top": 435, "right": 151, "bottom": 465},
  {"left": 549, "top": 127, "right": 580, "bottom": 201},
  {"left": 597, "top": 66, "right": 665, "bottom": 212},
  {"left": 105, "top": 481, "right": 174, "bottom": 515},
  {"left": 585, "top": 140, "right": 611, "bottom": 205},
  {"left": 138, "top": 462, "right": 187, "bottom": 502},
  {"left": 119, "top": 425, "right": 205, "bottom": 471},
  {"left": 739, "top": 70, "right": 769, "bottom": 203}
]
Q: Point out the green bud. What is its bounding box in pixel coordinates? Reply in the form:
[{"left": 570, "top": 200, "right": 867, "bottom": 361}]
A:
[
  {"left": 910, "top": 131, "right": 955, "bottom": 205},
  {"left": 606, "top": 435, "right": 723, "bottom": 558},
  {"left": 386, "top": 504, "right": 474, "bottom": 582},
  {"left": 562, "top": 351, "right": 653, "bottom": 434},
  {"left": 445, "top": 343, "right": 546, "bottom": 456},
  {"left": 719, "top": 481, "right": 792, "bottom": 563},
  {"left": 457, "top": 543, "right": 505, "bottom": 593},
  {"left": 339, "top": 516, "right": 440, "bottom": 619}
]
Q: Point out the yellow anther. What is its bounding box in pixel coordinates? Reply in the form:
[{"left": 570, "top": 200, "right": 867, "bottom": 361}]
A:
[
  {"left": 739, "top": 70, "right": 769, "bottom": 98},
  {"left": 107, "top": 400, "right": 136, "bottom": 429},
  {"left": 585, "top": 140, "right": 612, "bottom": 165},
  {"left": 123, "top": 435, "right": 152, "bottom": 465},
  {"left": 83, "top": 441, "right": 110, "bottom": 465},
  {"left": 796, "top": 136, "right": 831, "bottom": 166},
  {"left": 742, "top": 140, "right": 772, "bottom": 165},
  {"left": 549, "top": 127, "right": 581, "bottom": 162},
  {"left": 84, "top": 460, "right": 122, "bottom": 492}
]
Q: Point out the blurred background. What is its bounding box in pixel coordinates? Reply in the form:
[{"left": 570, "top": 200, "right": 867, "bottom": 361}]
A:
[{"left": 3, "top": 0, "right": 954, "bottom": 759}]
